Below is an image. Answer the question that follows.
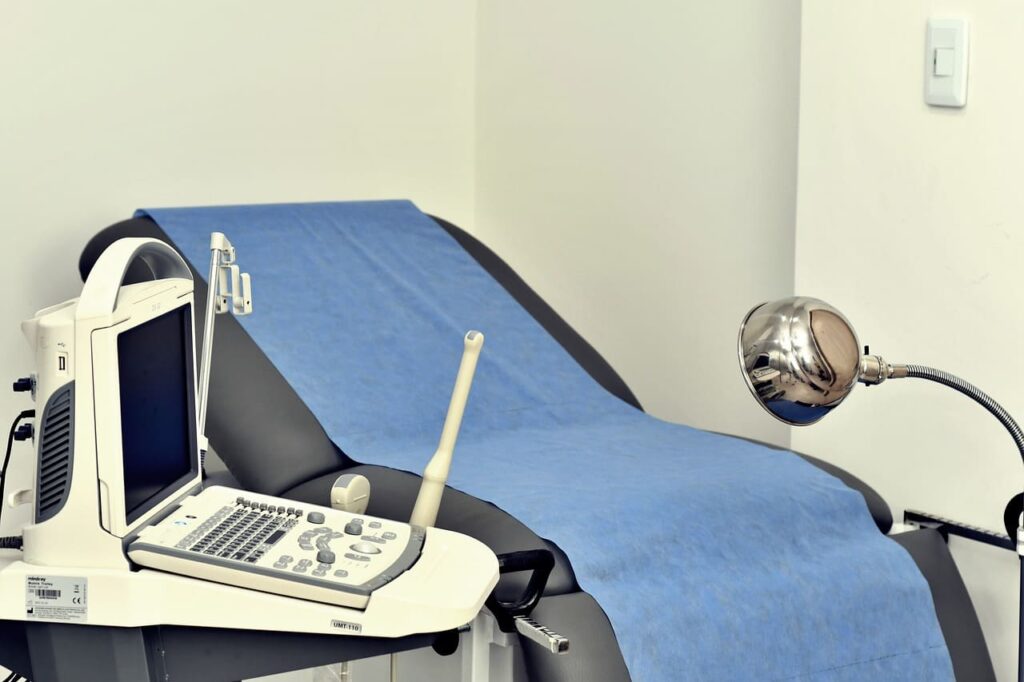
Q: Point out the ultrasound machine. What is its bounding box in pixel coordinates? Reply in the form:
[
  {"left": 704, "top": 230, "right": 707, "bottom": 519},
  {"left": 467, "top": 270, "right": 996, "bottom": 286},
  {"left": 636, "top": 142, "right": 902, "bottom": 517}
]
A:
[{"left": 0, "top": 236, "right": 504, "bottom": 681}]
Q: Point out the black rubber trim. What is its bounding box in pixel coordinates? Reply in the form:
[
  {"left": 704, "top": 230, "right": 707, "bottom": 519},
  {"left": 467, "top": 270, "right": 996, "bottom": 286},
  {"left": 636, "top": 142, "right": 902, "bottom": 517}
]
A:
[
  {"left": 1004, "top": 492, "right": 1023, "bottom": 542},
  {"left": 714, "top": 430, "right": 893, "bottom": 534},
  {"left": 84, "top": 217, "right": 887, "bottom": 535},
  {"left": 81, "top": 213, "right": 991, "bottom": 681},
  {"left": 430, "top": 215, "right": 642, "bottom": 411},
  {"left": 485, "top": 549, "right": 556, "bottom": 631},
  {"left": 797, "top": 453, "right": 893, "bottom": 534}
]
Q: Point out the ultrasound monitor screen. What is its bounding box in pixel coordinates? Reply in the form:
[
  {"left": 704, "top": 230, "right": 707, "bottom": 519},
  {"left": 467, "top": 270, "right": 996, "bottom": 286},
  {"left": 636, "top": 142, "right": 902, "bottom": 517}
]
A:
[{"left": 117, "top": 304, "right": 197, "bottom": 523}]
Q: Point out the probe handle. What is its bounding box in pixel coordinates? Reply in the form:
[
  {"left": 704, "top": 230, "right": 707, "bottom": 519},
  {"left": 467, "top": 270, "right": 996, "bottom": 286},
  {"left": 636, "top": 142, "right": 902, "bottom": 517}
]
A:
[{"left": 409, "top": 331, "right": 484, "bottom": 528}]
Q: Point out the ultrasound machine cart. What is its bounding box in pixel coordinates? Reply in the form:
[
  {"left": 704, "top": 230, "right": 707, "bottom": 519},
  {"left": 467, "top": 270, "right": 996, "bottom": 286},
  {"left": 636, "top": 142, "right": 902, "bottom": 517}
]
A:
[{"left": 0, "top": 237, "right": 502, "bottom": 681}]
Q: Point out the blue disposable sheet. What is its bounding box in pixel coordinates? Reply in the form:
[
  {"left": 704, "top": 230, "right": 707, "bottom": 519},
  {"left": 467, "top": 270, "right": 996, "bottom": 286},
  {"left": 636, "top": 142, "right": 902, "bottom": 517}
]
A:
[{"left": 142, "top": 201, "right": 953, "bottom": 681}]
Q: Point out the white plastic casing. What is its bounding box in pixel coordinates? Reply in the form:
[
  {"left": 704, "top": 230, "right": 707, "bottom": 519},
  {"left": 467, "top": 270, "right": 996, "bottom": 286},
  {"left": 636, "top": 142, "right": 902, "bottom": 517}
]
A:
[
  {"left": 21, "top": 238, "right": 201, "bottom": 569},
  {"left": 3, "top": 236, "right": 499, "bottom": 639},
  {"left": 925, "top": 18, "right": 969, "bottom": 107},
  {"left": 331, "top": 474, "right": 372, "bottom": 514},
  {"left": 409, "top": 331, "right": 484, "bottom": 528},
  {"left": 0, "top": 519, "right": 497, "bottom": 637}
]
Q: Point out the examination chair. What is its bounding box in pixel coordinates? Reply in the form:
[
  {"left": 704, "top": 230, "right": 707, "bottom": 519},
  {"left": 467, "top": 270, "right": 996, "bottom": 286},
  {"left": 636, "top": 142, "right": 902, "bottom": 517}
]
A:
[{"left": 80, "top": 216, "right": 995, "bottom": 681}]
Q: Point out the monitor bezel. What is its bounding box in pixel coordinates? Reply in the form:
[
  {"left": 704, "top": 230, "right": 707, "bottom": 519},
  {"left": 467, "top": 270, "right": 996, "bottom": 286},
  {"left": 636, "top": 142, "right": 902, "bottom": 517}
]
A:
[
  {"left": 90, "top": 280, "right": 202, "bottom": 537},
  {"left": 118, "top": 303, "right": 200, "bottom": 525}
]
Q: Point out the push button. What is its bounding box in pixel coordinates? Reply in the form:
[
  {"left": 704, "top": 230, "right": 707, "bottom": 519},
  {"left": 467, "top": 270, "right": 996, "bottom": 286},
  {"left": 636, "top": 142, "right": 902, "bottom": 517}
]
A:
[
  {"left": 344, "top": 553, "right": 370, "bottom": 562},
  {"left": 350, "top": 542, "right": 382, "bottom": 555},
  {"left": 934, "top": 47, "right": 955, "bottom": 77},
  {"left": 307, "top": 511, "right": 326, "bottom": 524}
]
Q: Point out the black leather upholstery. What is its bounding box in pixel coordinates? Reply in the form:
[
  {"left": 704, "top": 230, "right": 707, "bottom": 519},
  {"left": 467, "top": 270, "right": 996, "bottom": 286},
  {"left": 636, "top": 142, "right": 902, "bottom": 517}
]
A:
[
  {"left": 520, "top": 592, "right": 631, "bottom": 682},
  {"left": 720, "top": 430, "right": 894, "bottom": 534},
  {"left": 285, "top": 466, "right": 579, "bottom": 600},
  {"left": 81, "top": 216, "right": 895, "bottom": 534},
  {"left": 81, "top": 218, "right": 354, "bottom": 495},
  {"left": 799, "top": 454, "right": 894, "bottom": 533},
  {"left": 444, "top": 222, "right": 896, "bottom": 535},
  {"left": 890, "top": 529, "right": 995, "bottom": 681},
  {"left": 81, "top": 215, "right": 993, "bottom": 681},
  {"left": 432, "top": 215, "right": 643, "bottom": 412}
]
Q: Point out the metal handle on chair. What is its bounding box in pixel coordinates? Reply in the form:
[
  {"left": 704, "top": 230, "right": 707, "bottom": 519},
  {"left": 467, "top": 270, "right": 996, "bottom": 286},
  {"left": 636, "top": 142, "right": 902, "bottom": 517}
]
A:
[{"left": 484, "top": 549, "right": 569, "bottom": 655}]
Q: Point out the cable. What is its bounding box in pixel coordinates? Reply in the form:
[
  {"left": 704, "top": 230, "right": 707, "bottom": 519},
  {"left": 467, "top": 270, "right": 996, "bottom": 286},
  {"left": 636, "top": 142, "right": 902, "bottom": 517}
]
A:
[
  {"left": 0, "top": 410, "right": 35, "bottom": 549},
  {"left": 0, "top": 410, "right": 36, "bottom": 682}
]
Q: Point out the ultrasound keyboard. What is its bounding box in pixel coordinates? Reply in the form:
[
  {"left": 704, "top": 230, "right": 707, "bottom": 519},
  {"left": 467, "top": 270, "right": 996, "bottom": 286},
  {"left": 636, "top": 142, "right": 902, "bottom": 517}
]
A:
[
  {"left": 179, "top": 502, "right": 299, "bottom": 563},
  {"left": 128, "top": 486, "right": 425, "bottom": 609}
]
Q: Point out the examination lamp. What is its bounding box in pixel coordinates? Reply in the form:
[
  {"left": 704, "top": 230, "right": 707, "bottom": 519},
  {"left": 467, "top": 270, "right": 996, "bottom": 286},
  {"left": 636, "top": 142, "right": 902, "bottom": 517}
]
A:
[{"left": 737, "top": 296, "right": 1024, "bottom": 682}]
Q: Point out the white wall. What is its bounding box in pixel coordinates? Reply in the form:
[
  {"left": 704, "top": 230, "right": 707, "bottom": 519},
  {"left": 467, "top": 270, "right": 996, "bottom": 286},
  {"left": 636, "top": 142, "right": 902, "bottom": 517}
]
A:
[
  {"left": 0, "top": 2, "right": 804, "bottom": 678},
  {"left": 1, "top": 3, "right": 476, "bottom": 678},
  {"left": 473, "top": 0, "right": 800, "bottom": 446},
  {"left": 0, "top": 0, "right": 476, "bottom": 536},
  {"left": 17, "top": 1, "right": 1015, "bottom": 679},
  {"left": 795, "top": 3, "right": 1024, "bottom": 679},
  {"left": 0, "top": 1, "right": 801, "bottom": 526}
]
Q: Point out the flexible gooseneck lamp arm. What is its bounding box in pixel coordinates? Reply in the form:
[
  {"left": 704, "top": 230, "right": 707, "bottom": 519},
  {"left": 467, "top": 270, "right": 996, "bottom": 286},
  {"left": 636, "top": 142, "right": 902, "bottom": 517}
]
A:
[
  {"left": 862, "top": 358, "right": 1024, "bottom": 466},
  {"left": 863, "top": 358, "right": 1024, "bottom": 682},
  {"left": 738, "top": 296, "right": 1024, "bottom": 682}
]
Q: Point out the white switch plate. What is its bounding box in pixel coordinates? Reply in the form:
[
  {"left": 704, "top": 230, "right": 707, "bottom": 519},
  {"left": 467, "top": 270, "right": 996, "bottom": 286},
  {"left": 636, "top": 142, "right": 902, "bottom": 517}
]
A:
[{"left": 925, "top": 18, "right": 969, "bottom": 107}]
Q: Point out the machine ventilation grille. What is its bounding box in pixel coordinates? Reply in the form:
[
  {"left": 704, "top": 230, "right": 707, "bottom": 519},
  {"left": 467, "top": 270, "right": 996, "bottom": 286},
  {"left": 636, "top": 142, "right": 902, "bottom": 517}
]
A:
[{"left": 36, "top": 382, "right": 74, "bottom": 523}]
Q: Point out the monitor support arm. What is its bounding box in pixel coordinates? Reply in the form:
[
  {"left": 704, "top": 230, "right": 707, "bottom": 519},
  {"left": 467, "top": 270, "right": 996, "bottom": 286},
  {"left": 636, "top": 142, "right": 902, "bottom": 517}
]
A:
[{"left": 197, "top": 232, "right": 253, "bottom": 463}]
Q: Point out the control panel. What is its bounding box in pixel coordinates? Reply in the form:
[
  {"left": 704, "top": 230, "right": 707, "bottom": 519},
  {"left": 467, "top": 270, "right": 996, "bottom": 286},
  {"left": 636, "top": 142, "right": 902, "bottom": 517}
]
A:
[{"left": 128, "top": 486, "right": 425, "bottom": 609}]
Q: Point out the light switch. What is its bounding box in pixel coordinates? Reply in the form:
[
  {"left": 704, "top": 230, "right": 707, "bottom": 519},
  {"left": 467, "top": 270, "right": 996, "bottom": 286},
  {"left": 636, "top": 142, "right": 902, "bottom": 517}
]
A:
[
  {"left": 925, "top": 19, "right": 968, "bottom": 107},
  {"left": 933, "top": 48, "right": 955, "bottom": 77}
]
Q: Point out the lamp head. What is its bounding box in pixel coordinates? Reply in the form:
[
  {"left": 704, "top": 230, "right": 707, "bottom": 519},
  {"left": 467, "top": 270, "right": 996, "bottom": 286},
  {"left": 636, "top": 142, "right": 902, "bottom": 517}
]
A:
[{"left": 738, "top": 296, "right": 862, "bottom": 426}]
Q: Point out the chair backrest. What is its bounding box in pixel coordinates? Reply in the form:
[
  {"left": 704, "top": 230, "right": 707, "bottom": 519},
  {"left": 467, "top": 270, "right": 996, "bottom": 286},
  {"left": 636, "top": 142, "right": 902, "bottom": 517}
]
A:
[
  {"left": 81, "top": 214, "right": 643, "bottom": 495},
  {"left": 81, "top": 218, "right": 352, "bottom": 495}
]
